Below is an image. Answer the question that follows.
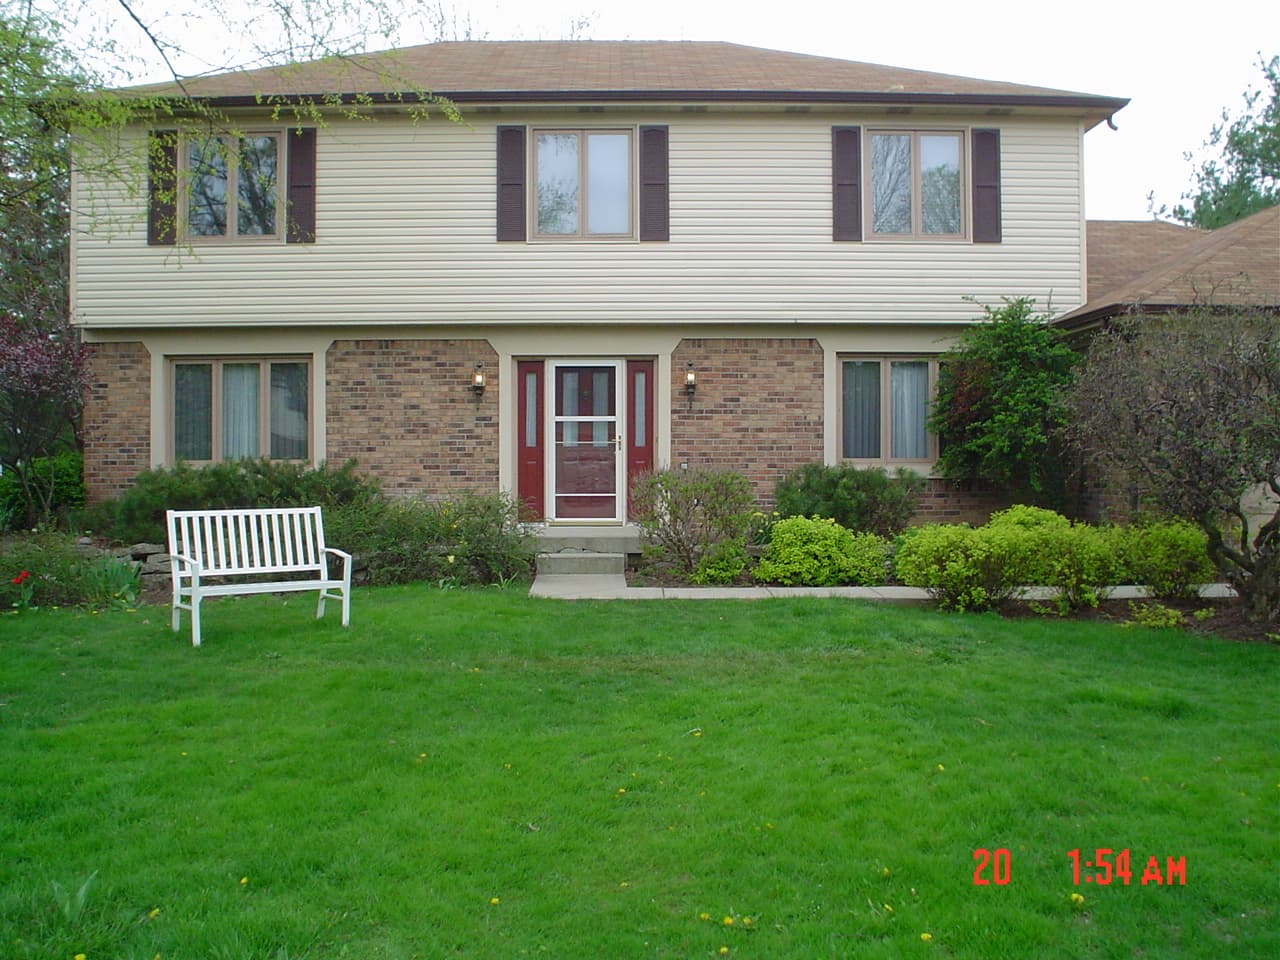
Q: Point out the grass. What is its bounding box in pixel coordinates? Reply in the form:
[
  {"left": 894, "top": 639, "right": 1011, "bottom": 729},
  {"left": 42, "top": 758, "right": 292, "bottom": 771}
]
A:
[{"left": 1, "top": 587, "right": 1276, "bottom": 959}]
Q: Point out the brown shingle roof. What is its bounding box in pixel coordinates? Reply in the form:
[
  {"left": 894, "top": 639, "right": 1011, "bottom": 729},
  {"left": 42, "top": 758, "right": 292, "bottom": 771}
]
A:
[
  {"left": 125, "top": 40, "right": 1127, "bottom": 120},
  {"left": 1086, "top": 220, "right": 1203, "bottom": 301},
  {"left": 1059, "top": 205, "right": 1280, "bottom": 331}
]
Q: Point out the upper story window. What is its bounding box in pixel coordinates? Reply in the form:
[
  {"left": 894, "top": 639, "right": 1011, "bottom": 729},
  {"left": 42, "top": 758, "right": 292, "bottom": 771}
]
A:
[
  {"left": 868, "top": 131, "right": 964, "bottom": 239},
  {"left": 533, "top": 129, "right": 634, "bottom": 239},
  {"left": 147, "top": 127, "right": 316, "bottom": 247},
  {"left": 497, "top": 125, "right": 668, "bottom": 243},
  {"left": 832, "top": 126, "right": 999, "bottom": 244},
  {"left": 186, "top": 134, "right": 282, "bottom": 239}
]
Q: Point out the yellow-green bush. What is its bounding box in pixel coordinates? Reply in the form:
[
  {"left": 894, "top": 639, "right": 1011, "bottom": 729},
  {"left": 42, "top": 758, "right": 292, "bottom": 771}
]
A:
[
  {"left": 1124, "top": 521, "right": 1215, "bottom": 601},
  {"left": 893, "top": 523, "right": 1022, "bottom": 611},
  {"left": 754, "top": 517, "right": 888, "bottom": 586}
]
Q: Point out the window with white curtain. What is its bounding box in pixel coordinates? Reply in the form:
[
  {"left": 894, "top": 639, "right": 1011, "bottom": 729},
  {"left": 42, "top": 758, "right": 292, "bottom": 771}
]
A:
[
  {"left": 172, "top": 358, "right": 309, "bottom": 463},
  {"left": 840, "top": 357, "right": 937, "bottom": 464}
]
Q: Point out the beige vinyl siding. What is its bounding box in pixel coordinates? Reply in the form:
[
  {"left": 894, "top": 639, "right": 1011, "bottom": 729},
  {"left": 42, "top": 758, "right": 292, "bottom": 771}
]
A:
[{"left": 71, "top": 111, "right": 1085, "bottom": 329}]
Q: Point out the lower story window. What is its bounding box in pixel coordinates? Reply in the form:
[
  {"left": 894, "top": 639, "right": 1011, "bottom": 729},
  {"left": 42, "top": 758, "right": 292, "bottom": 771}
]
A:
[
  {"left": 173, "top": 358, "right": 309, "bottom": 462},
  {"left": 840, "top": 356, "right": 937, "bottom": 464}
]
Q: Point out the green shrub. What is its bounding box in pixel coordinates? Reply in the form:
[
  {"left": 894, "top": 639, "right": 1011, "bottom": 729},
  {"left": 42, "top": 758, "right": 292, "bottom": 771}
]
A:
[
  {"left": 985, "top": 504, "right": 1071, "bottom": 531},
  {"left": 896, "top": 508, "right": 1130, "bottom": 614},
  {"left": 631, "top": 469, "right": 755, "bottom": 575},
  {"left": 0, "top": 451, "right": 85, "bottom": 528},
  {"left": 928, "top": 296, "right": 1077, "bottom": 505},
  {"left": 326, "top": 492, "right": 535, "bottom": 586},
  {"left": 1, "top": 532, "right": 139, "bottom": 610},
  {"left": 99, "top": 459, "right": 381, "bottom": 543},
  {"left": 773, "top": 463, "right": 925, "bottom": 538},
  {"left": 691, "top": 539, "right": 750, "bottom": 585},
  {"left": 754, "top": 517, "right": 889, "bottom": 587},
  {"left": 893, "top": 524, "right": 1020, "bottom": 611},
  {"left": 1125, "top": 521, "right": 1215, "bottom": 601},
  {"left": 1124, "top": 602, "right": 1185, "bottom": 630},
  {"left": 1034, "top": 523, "right": 1122, "bottom": 613}
]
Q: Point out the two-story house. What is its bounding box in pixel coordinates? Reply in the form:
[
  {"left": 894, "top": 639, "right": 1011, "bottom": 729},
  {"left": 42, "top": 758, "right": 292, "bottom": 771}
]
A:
[{"left": 73, "top": 41, "right": 1126, "bottom": 524}]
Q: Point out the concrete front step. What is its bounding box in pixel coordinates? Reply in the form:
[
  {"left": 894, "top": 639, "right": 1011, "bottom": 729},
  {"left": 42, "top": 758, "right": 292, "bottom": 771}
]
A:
[
  {"left": 536, "top": 551, "right": 627, "bottom": 576},
  {"left": 536, "top": 524, "right": 641, "bottom": 556}
]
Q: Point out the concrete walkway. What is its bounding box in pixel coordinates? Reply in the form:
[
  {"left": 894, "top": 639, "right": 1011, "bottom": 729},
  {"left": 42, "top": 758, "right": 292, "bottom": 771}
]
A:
[{"left": 528, "top": 576, "right": 1238, "bottom": 602}]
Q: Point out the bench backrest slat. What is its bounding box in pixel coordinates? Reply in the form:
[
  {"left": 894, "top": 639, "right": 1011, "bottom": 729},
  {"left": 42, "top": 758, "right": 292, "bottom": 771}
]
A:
[{"left": 167, "top": 507, "right": 329, "bottom": 576}]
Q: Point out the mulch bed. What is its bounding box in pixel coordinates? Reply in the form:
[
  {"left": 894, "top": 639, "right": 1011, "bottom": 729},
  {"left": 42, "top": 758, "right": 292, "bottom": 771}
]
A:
[{"left": 626, "top": 565, "right": 1276, "bottom": 643}]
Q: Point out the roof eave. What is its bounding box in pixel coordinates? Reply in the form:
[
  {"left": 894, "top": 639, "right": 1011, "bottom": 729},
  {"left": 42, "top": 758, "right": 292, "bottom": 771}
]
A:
[{"left": 141, "top": 88, "right": 1130, "bottom": 116}]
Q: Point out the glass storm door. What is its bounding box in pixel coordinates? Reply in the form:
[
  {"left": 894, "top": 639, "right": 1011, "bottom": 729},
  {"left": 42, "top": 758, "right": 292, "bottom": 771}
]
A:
[{"left": 551, "top": 362, "right": 622, "bottom": 520}]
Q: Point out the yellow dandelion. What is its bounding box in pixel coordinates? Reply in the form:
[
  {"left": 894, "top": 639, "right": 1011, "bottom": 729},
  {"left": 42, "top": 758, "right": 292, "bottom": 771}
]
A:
[
  {"left": 1070, "top": 893, "right": 1085, "bottom": 906},
  {"left": 936, "top": 764, "right": 945, "bottom": 772},
  {"left": 719, "top": 949, "right": 730, "bottom": 956},
  {"left": 742, "top": 916, "right": 753, "bottom": 927},
  {"left": 619, "top": 881, "right": 630, "bottom": 888},
  {"left": 616, "top": 787, "right": 626, "bottom": 795},
  {"left": 75, "top": 954, "right": 87, "bottom": 960},
  {"left": 881, "top": 867, "right": 891, "bottom": 877},
  {"left": 722, "top": 916, "right": 734, "bottom": 926},
  {"left": 147, "top": 907, "right": 161, "bottom": 919},
  {"left": 920, "top": 933, "right": 933, "bottom": 942},
  {"left": 490, "top": 897, "right": 500, "bottom": 905},
  {"left": 239, "top": 877, "right": 248, "bottom": 885},
  {"left": 698, "top": 912, "right": 711, "bottom": 921},
  {"left": 883, "top": 904, "right": 893, "bottom": 913}
]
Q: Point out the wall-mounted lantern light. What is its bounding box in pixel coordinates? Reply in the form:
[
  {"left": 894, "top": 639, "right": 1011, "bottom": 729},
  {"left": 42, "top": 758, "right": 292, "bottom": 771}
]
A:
[
  {"left": 471, "top": 362, "right": 486, "bottom": 396},
  {"left": 684, "top": 361, "right": 697, "bottom": 397}
]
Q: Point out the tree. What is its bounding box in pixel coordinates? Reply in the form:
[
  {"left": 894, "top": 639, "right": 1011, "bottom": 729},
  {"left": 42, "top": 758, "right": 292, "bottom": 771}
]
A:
[
  {"left": 1168, "top": 54, "right": 1279, "bottom": 229},
  {"left": 0, "top": 315, "right": 87, "bottom": 524},
  {"left": 928, "top": 298, "right": 1078, "bottom": 505},
  {"left": 1067, "top": 307, "right": 1280, "bottom": 623}
]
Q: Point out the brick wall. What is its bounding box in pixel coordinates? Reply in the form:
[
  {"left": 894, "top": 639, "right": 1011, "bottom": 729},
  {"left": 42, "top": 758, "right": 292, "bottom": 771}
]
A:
[
  {"left": 326, "top": 339, "right": 499, "bottom": 498},
  {"left": 911, "top": 478, "right": 1014, "bottom": 526},
  {"left": 670, "top": 338, "right": 825, "bottom": 504},
  {"left": 83, "top": 341, "right": 151, "bottom": 503}
]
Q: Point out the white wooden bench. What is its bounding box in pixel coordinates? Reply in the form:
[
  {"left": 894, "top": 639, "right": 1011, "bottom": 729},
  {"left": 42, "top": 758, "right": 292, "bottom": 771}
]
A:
[{"left": 166, "top": 506, "right": 352, "bottom": 647}]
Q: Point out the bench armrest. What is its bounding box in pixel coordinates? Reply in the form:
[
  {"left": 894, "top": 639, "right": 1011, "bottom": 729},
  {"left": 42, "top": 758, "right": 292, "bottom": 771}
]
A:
[
  {"left": 169, "top": 552, "right": 204, "bottom": 576},
  {"left": 323, "top": 547, "right": 352, "bottom": 577}
]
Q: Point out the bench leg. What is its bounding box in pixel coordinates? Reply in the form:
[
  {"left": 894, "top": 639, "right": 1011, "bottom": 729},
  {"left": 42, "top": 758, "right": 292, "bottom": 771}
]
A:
[
  {"left": 190, "top": 598, "right": 202, "bottom": 647},
  {"left": 316, "top": 590, "right": 326, "bottom": 620},
  {"left": 172, "top": 602, "right": 181, "bottom": 634},
  {"left": 341, "top": 587, "right": 350, "bottom": 628}
]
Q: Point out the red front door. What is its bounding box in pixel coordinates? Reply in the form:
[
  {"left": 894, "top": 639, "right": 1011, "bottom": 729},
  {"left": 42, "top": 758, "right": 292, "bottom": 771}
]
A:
[{"left": 515, "top": 358, "right": 655, "bottom": 521}]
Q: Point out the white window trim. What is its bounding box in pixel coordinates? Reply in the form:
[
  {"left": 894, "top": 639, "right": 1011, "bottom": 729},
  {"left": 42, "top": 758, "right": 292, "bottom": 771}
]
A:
[
  {"left": 530, "top": 127, "right": 637, "bottom": 241},
  {"left": 170, "top": 356, "right": 311, "bottom": 464},
  {"left": 180, "top": 130, "right": 286, "bottom": 242},
  {"left": 864, "top": 128, "right": 968, "bottom": 241},
  {"left": 837, "top": 355, "right": 940, "bottom": 468}
]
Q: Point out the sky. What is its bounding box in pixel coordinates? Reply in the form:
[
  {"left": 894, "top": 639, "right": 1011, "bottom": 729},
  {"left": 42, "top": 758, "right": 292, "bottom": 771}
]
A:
[{"left": 66, "top": 0, "right": 1279, "bottom": 221}]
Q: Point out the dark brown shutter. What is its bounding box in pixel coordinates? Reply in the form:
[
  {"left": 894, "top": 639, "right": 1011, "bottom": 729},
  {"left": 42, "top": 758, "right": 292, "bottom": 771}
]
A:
[
  {"left": 832, "top": 126, "right": 861, "bottom": 241},
  {"left": 147, "top": 130, "right": 177, "bottom": 246},
  {"left": 638, "top": 125, "right": 669, "bottom": 241},
  {"left": 286, "top": 127, "right": 317, "bottom": 244},
  {"left": 496, "top": 125, "right": 527, "bottom": 241},
  {"left": 971, "top": 128, "right": 1001, "bottom": 243}
]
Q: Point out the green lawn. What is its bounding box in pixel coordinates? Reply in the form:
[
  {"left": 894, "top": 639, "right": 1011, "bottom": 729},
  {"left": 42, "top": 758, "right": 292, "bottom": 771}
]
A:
[{"left": 1, "top": 588, "right": 1276, "bottom": 959}]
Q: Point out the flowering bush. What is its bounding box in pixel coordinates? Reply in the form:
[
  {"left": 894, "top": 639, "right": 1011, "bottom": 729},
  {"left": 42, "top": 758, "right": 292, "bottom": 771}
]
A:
[{"left": 0, "top": 315, "right": 88, "bottom": 526}]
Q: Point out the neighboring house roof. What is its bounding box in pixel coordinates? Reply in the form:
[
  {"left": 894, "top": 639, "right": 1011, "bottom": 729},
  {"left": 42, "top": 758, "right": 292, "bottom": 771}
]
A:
[
  {"left": 1058, "top": 204, "right": 1280, "bottom": 332},
  {"left": 125, "top": 40, "right": 1127, "bottom": 123},
  {"left": 1085, "top": 219, "right": 1202, "bottom": 301}
]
